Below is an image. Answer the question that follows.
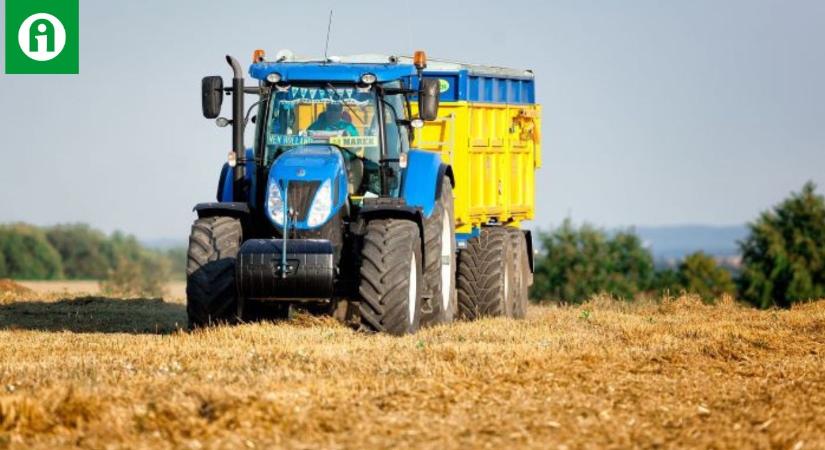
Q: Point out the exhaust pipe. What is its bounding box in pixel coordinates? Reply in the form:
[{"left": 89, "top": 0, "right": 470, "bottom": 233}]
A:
[{"left": 226, "top": 55, "right": 245, "bottom": 200}]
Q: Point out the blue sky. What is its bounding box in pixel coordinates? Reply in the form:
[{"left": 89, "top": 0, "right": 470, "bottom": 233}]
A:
[{"left": 1, "top": 0, "right": 823, "bottom": 239}]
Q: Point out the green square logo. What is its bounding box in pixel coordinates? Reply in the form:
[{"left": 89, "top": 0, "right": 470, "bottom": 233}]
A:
[{"left": 5, "top": 0, "right": 79, "bottom": 74}]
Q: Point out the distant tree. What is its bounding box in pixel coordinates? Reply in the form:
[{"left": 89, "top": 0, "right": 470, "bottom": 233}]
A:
[
  {"left": 162, "top": 247, "right": 187, "bottom": 280},
  {"left": 44, "top": 224, "right": 110, "bottom": 279},
  {"left": 531, "top": 219, "right": 655, "bottom": 303},
  {"left": 651, "top": 267, "right": 682, "bottom": 294},
  {"left": 677, "top": 252, "right": 736, "bottom": 302},
  {"left": 738, "top": 182, "right": 825, "bottom": 308},
  {"left": 0, "top": 222, "right": 182, "bottom": 288},
  {"left": 606, "top": 231, "right": 656, "bottom": 298},
  {"left": 0, "top": 224, "right": 63, "bottom": 279},
  {"left": 0, "top": 251, "right": 7, "bottom": 277},
  {"left": 101, "top": 231, "right": 144, "bottom": 266},
  {"left": 100, "top": 252, "right": 170, "bottom": 298},
  {"left": 99, "top": 232, "right": 172, "bottom": 297}
]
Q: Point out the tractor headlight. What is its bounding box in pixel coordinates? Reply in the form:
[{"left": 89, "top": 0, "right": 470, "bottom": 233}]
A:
[
  {"left": 307, "top": 179, "right": 333, "bottom": 227},
  {"left": 267, "top": 181, "right": 285, "bottom": 225},
  {"left": 266, "top": 72, "right": 282, "bottom": 83}
]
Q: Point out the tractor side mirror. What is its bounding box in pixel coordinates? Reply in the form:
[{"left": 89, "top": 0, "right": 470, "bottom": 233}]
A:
[
  {"left": 201, "top": 76, "right": 224, "bottom": 119},
  {"left": 418, "top": 78, "right": 440, "bottom": 121}
]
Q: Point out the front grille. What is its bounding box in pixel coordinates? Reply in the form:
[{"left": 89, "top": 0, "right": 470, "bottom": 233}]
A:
[{"left": 287, "top": 181, "right": 321, "bottom": 222}]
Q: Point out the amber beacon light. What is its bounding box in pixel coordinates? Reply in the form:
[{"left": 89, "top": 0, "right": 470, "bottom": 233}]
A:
[{"left": 413, "top": 50, "right": 427, "bottom": 70}]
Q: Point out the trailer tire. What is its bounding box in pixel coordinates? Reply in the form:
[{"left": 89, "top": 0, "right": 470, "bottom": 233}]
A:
[
  {"left": 422, "top": 178, "right": 457, "bottom": 325},
  {"left": 457, "top": 227, "right": 514, "bottom": 320},
  {"left": 506, "top": 228, "right": 530, "bottom": 319},
  {"left": 186, "top": 216, "right": 242, "bottom": 329},
  {"left": 357, "top": 219, "right": 423, "bottom": 335}
]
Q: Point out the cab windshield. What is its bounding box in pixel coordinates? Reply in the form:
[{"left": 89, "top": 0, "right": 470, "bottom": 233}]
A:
[{"left": 263, "top": 84, "right": 381, "bottom": 165}]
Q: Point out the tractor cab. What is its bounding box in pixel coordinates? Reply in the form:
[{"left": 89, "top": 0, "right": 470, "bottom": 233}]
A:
[{"left": 258, "top": 79, "right": 408, "bottom": 198}]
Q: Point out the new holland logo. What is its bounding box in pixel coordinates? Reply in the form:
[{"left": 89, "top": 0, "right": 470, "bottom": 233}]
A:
[{"left": 5, "top": 0, "right": 79, "bottom": 74}]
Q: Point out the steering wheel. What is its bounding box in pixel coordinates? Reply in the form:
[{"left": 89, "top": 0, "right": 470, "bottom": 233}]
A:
[{"left": 331, "top": 144, "right": 373, "bottom": 164}]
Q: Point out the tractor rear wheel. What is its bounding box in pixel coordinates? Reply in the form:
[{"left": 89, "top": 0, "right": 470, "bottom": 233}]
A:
[
  {"left": 456, "top": 227, "right": 513, "bottom": 320},
  {"left": 422, "top": 178, "right": 457, "bottom": 325},
  {"left": 186, "top": 216, "right": 242, "bottom": 329},
  {"left": 357, "top": 219, "right": 424, "bottom": 335}
]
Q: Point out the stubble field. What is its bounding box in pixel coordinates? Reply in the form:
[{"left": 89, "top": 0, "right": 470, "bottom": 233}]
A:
[{"left": 0, "top": 281, "right": 823, "bottom": 449}]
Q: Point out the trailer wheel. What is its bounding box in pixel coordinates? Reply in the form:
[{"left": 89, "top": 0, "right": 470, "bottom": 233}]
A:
[
  {"left": 186, "top": 216, "right": 242, "bottom": 329},
  {"left": 357, "top": 219, "right": 423, "bottom": 335},
  {"left": 457, "top": 227, "right": 513, "bottom": 320},
  {"left": 422, "top": 178, "right": 457, "bottom": 325},
  {"left": 506, "top": 228, "right": 530, "bottom": 319}
]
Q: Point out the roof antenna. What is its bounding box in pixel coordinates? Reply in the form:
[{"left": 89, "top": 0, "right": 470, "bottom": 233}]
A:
[{"left": 323, "top": 9, "right": 333, "bottom": 64}]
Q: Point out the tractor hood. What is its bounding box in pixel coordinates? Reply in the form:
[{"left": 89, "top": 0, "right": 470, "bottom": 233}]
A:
[
  {"left": 265, "top": 145, "right": 348, "bottom": 230},
  {"left": 270, "top": 145, "right": 344, "bottom": 181}
]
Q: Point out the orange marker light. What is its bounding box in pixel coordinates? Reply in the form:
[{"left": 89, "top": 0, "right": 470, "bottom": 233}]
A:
[
  {"left": 253, "top": 49, "right": 266, "bottom": 63},
  {"left": 413, "top": 50, "right": 427, "bottom": 69}
]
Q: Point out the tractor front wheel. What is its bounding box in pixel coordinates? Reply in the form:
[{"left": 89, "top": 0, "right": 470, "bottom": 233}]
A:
[
  {"left": 357, "top": 219, "right": 424, "bottom": 335},
  {"left": 422, "top": 178, "right": 457, "bottom": 325},
  {"left": 186, "top": 216, "right": 242, "bottom": 329}
]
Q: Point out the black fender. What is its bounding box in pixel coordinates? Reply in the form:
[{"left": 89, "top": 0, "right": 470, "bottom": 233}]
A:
[
  {"left": 523, "top": 229, "right": 534, "bottom": 273},
  {"left": 193, "top": 202, "right": 250, "bottom": 219},
  {"left": 436, "top": 163, "right": 455, "bottom": 199},
  {"left": 357, "top": 200, "right": 427, "bottom": 271}
]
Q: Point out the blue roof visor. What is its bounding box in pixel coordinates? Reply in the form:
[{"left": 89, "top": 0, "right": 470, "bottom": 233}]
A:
[{"left": 249, "top": 62, "right": 417, "bottom": 83}]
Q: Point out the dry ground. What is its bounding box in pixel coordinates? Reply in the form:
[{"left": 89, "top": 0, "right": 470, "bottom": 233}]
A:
[
  {"left": 16, "top": 280, "right": 187, "bottom": 300},
  {"left": 0, "top": 282, "right": 823, "bottom": 449}
]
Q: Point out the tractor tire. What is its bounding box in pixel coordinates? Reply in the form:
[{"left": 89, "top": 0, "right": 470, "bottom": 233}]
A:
[
  {"left": 422, "top": 178, "right": 457, "bottom": 325},
  {"left": 186, "top": 216, "right": 242, "bottom": 329},
  {"left": 506, "top": 228, "right": 530, "bottom": 319},
  {"left": 456, "top": 227, "right": 514, "bottom": 320},
  {"left": 357, "top": 219, "right": 424, "bottom": 335}
]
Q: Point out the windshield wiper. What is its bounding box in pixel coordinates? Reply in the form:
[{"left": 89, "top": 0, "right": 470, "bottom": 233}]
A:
[{"left": 324, "top": 83, "right": 365, "bottom": 124}]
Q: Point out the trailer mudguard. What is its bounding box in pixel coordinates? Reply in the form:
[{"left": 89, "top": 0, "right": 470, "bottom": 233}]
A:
[
  {"left": 400, "top": 149, "right": 454, "bottom": 218},
  {"left": 523, "top": 229, "right": 534, "bottom": 273}
]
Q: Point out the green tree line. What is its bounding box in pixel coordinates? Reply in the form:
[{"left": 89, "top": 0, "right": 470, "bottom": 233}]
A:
[
  {"left": 531, "top": 182, "right": 825, "bottom": 308},
  {"left": 0, "top": 223, "right": 185, "bottom": 296}
]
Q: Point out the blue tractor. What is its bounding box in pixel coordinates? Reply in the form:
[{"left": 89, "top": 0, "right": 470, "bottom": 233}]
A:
[{"left": 189, "top": 51, "right": 456, "bottom": 334}]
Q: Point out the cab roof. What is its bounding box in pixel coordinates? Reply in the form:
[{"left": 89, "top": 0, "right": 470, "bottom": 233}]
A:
[
  {"left": 248, "top": 53, "right": 534, "bottom": 83},
  {"left": 249, "top": 61, "right": 417, "bottom": 83}
]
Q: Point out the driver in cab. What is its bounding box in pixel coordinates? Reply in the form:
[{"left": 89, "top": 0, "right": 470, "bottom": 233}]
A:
[
  {"left": 306, "top": 102, "right": 372, "bottom": 193},
  {"left": 309, "top": 102, "right": 358, "bottom": 136}
]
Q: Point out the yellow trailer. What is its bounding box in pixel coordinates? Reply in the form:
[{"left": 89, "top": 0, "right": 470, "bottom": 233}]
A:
[
  {"left": 411, "top": 61, "right": 541, "bottom": 237},
  {"left": 409, "top": 59, "right": 541, "bottom": 319}
]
